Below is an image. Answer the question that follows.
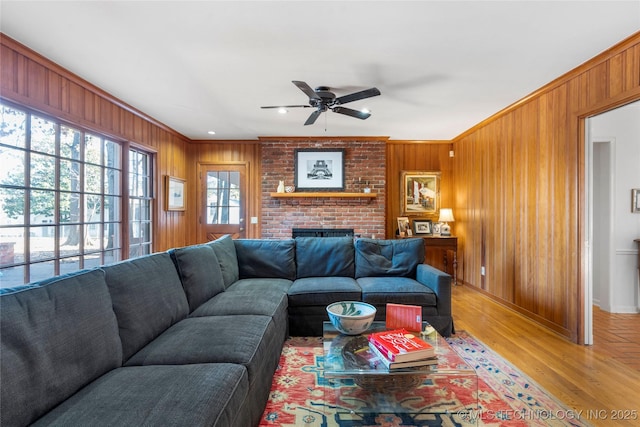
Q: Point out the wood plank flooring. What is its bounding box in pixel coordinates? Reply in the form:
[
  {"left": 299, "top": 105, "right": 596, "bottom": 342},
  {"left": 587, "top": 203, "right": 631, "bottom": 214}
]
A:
[{"left": 452, "top": 284, "right": 640, "bottom": 427}]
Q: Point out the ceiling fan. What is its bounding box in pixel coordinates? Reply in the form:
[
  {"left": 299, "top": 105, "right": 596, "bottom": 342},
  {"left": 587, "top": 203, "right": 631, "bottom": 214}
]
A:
[{"left": 261, "top": 81, "right": 381, "bottom": 125}]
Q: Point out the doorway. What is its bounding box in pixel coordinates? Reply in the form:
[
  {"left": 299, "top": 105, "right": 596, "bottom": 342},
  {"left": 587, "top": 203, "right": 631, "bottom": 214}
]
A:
[
  {"left": 585, "top": 100, "right": 640, "bottom": 345},
  {"left": 198, "top": 163, "right": 247, "bottom": 242}
]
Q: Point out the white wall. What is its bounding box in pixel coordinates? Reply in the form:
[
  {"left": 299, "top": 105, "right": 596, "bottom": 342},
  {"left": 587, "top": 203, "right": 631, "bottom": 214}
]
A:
[{"left": 589, "top": 100, "right": 640, "bottom": 313}]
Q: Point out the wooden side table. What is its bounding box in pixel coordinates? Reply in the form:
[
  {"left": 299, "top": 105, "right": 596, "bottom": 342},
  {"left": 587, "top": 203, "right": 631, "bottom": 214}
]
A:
[{"left": 420, "top": 236, "right": 458, "bottom": 285}]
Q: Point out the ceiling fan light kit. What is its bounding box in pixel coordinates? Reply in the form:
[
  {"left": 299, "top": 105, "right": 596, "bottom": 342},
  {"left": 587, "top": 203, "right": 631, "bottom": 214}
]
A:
[{"left": 261, "top": 80, "right": 381, "bottom": 126}]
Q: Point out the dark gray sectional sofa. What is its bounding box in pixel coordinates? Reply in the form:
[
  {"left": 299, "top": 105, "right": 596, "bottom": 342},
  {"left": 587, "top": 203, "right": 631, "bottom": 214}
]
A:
[{"left": 1, "top": 235, "right": 453, "bottom": 427}]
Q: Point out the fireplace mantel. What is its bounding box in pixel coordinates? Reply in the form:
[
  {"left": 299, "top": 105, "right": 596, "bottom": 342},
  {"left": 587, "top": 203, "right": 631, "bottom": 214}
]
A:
[{"left": 269, "top": 192, "right": 377, "bottom": 198}]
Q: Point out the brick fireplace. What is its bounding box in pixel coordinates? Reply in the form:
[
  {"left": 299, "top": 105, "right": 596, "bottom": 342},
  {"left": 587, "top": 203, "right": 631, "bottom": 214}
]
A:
[{"left": 260, "top": 137, "right": 386, "bottom": 239}]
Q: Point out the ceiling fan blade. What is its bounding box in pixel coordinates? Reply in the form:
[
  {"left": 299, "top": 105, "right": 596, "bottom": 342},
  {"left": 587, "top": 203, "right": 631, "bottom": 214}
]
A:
[
  {"left": 304, "top": 110, "right": 322, "bottom": 125},
  {"left": 332, "top": 106, "right": 371, "bottom": 120},
  {"left": 292, "top": 81, "right": 321, "bottom": 100},
  {"left": 261, "top": 104, "right": 311, "bottom": 109},
  {"left": 335, "top": 87, "right": 380, "bottom": 105}
]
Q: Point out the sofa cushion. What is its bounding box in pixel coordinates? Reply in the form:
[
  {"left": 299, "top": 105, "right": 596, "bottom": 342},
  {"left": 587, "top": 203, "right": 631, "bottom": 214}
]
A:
[
  {"left": 0, "top": 269, "right": 122, "bottom": 427},
  {"left": 234, "top": 238, "right": 296, "bottom": 280},
  {"left": 357, "top": 276, "right": 437, "bottom": 306},
  {"left": 207, "top": 235, "right": 239, "bottom": 288},
  {"left": 169, "top": 244, "right": 225, "bottom": 312},
  {"left": 32, "top": 364, "right": 249, "bottom": 427},
  {"left": 124, "top": 315, "right": 283, "bottom": 401},
  {"left": 102, "top": 252, "right": 189, "bottom": 362},
  {"left": 295, "top": 237, "right": 355, "bottom": 278},
  {"left": 287, "top": 276, "right": 361, "bottom": 306},
  {"left": 354, "top": 237, "right": 425, "bottom": 278}
]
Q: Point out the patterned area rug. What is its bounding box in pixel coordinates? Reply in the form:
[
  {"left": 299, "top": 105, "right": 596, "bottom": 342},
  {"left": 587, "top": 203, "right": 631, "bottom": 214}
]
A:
[{"left": 259, "top": 332, "right": 590, "bottom": 427}]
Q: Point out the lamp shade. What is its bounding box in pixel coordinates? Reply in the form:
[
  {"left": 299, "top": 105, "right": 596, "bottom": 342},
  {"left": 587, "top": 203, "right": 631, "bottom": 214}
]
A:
[{"left": 438, "top": 208, "right": 455, "bottom": 223}]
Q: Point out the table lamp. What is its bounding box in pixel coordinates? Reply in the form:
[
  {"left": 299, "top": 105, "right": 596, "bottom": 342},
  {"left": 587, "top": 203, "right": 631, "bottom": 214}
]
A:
[{"left": 438, "top": 208, "right": 454, "bottom": 236}]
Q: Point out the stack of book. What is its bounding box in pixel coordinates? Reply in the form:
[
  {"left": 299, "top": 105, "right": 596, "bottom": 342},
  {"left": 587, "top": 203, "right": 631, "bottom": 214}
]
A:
[{"left": 367, "top": 328, "right": 438, "bottom": 370}]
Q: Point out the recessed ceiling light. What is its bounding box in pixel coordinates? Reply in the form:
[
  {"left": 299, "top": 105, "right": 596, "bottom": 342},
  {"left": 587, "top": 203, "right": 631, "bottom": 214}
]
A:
[
  {"left": 278, "top": 108, "right": 288, "bottom": 114},
  {"left": 361, "top": 108, "right": 370, "bottom": 114},
  {"left": 207, "top": 130, "right": 216, "bottom": 135}
]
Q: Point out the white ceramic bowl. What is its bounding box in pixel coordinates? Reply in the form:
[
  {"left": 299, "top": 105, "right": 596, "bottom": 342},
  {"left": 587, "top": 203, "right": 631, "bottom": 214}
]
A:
[{"left": 326, "top": 301, "right": 377, "bottom": 335}]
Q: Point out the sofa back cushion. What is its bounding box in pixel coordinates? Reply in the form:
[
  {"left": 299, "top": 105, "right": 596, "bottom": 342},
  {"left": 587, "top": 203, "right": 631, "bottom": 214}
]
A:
[
  {"left": 169, "top": 244, "right": 226, "bottom": 312},
  {"left": 296, "top": 237, "right": 355, "bottom": 278},
  {"left": 355, "top": 237, "right": 425, "bottom": 278},
  {"left": 207, "top": 234, "right": 239, "bottom": 288},
  {"left": 102, "top": 252, "right": 189, "bottom": 362},
  {"left": 0, "top": 269, "right": 122, "bottom": 427},
  {"left": 234, "top": 238, "right": 296, "bottom": 280}
]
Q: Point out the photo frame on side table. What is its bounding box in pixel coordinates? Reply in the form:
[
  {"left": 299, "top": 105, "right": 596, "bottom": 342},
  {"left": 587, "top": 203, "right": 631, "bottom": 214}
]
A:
[
  {"left": 294, "top": 148, "right": 345, "bottom": 191},
  {"left": 397, "top": 216, "right": 411, "bottom": 237},
  {"left": 165, "top": 176, "right": 186, "bottom": 211},
  {"left": 401, "top": 171, "right": 440, "bottom": 215},
  {"left": 633, "top": 189, "right": 640, "bottom": 213},
  {"left": 413, "top": 219, "right": 433, "bottom": 235}
]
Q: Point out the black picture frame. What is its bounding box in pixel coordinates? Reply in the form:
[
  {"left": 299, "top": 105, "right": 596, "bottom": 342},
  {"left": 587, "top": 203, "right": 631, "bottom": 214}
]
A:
[
  {"left": 294, "top": 148, "right": 345, "bottom": 191},
  {"left": 413, "top": 219, "right": 433, "bottom": 235}
]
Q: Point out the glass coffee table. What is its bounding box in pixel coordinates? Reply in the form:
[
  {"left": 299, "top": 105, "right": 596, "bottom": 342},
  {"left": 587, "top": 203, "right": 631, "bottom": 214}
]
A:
[{"left": 323, "top": 321, "right": 478, "bottom": 421}]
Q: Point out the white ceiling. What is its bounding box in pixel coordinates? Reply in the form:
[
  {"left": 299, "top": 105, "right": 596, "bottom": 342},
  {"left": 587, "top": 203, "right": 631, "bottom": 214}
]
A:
[{"left": 1, "top": 1, "right": 639, "bottom": 141}]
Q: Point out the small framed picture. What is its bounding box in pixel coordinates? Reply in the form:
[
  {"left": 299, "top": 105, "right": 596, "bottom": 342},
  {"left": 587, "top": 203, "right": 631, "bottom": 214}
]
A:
[
  {"left": 432, "top": 223, "right": 442, "bottom": 236},
  {"left": 165, "top": 176, "right": 186, "bottom": 211},
  {"left": 397, "top": 216, "right": 411, "bottom": 237},
  {"left": 413, "top": 219, "right": 433, "bottom": 235},
  {"left": 633, "top": 189, "right": 640, "bottom": 213}
]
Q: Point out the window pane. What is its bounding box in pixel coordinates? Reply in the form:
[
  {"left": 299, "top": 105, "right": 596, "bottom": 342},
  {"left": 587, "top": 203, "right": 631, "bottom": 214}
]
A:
[
  {"left": 0, "top": 265, "right": 25, "bottom": 288},
  {"left": 0, "top": 240, "right": 17, "bottom": 267},
  {"left": 105, "top": 223, "right": 120, "bottom": 250},
  {"left": 59, "top": 192, "right": 81, "bottom": 224},
  {"left": 59, "top": 257, "right": 80, "bottom": 275},
  {"left": 0, "top": 187, "right": 25, "bottom": 223},
  {"left": 84, "top": 254, "right": 103, "bottom": 269},
  {"left": 105, "top": 168, "right": 121, "bottom": 195},
  {"left": 85, "top": 134, "right": 102, "bottom": 165},
  {"left": 30, "top": 190, "right": 55, "bottom": 222},
  {"left": 31, "top": 226, "right": 55, "bottom": 262},
  {"left": 85, "top": 164, "right": 102, "bottom": 193},
  {"left": 59, "top": 225, "right": 81, "bottom": 256},
  {"left": 30, "top": 116, "right": 56, "bottom": 155},
  {"left": 105, "top": 140, "right": 121, "bottom": 169},
  {"left": 105, "top": 195, "right": 121, "bottom": 222},
  {"left": 85, "top": 195, "right": 102, "bottom": 222},
  {"left": 59, "top": 159, "right": 81, "bottom": 192},
  {"left": 29, "top": 260, "right": 55, "bottom": 283},
  {"left": 0, "top": 146, "right": 25, "bottom": 187},
  {"left": 30, "top": 153, "right": 55, "bottom": 189},
  {"left": 60, "top": 126, "right": 81, "bottom": 160},
  {"left": 0, "top": 105, "right": 27, "bottom": 148}
]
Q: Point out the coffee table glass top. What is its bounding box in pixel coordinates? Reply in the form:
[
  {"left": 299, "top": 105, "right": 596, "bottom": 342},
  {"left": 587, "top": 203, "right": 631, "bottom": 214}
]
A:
[{"left": 323, "top": 321, "right": 475, "bottom": 377}]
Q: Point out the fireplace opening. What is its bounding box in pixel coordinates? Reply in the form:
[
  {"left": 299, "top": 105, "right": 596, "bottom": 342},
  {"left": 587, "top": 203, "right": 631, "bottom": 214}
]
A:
[{"left": 292, "top": 228, "right": 354, "bottom": 238}]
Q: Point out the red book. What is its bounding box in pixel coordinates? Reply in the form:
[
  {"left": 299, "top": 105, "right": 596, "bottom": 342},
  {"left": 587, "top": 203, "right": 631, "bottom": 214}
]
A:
[
  {"left": 386, "top": 303, "right": 422, "bottom": 331},
  {"left": 367, "top": 328, "right": 435, "bottom": 363}
]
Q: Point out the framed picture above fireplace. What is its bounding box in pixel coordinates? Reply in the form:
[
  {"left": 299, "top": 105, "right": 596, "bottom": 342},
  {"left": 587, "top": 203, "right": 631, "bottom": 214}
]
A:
[{"left": 294, "top": 148, "right": 345, "bottom": 191}]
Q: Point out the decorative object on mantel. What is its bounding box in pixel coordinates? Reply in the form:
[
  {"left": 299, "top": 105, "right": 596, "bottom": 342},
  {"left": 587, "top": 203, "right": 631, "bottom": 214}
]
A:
[
  {"left": 401, "top": 171, "right": 440, "bottom": 215},
  {"left": 632, "top": 188, "right": 640, "bottom": 213},
  {"left": 276, "top": 180, "right": 285, "bottom": 193},
  {"left": 363, "top": 181, "right": 371, "bottom": 193},
  {"left": 285, "top": 185, "right": 294, "bottom": 193},
  {"left": 439, "top": 208, "right": 455, "bottom": 236},
  {"left": 294, "top": 148, "right": 345, "bottom": 191}
]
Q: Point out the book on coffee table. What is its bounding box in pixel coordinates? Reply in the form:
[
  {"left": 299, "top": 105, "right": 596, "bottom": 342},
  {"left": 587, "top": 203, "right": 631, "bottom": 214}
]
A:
[
  {"left": 368, "top": 341, "right": 438, "bottom": 370},
  {"left": 368, "top": 328, "right": 435, "bottom": 363},
  {"left": 386, "top": 303, "right": 422, "bottom": 332}
]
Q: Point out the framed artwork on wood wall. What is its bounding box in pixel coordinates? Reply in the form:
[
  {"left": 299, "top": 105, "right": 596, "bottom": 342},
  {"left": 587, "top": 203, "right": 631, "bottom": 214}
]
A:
[
  {"left": 397, "top": 216, "right": 411, "bottom": 237},
  {"left": 401, "top": 171, "right": 440, "bottom": 215},
  {"left": 294, "top": 148, "right": 345, "bottom": 191},
  {"left": 413, "top": 219, "right": 433, "bottom": 235},
  {"left": 165, "top": 176, "right": 186, "bottom": 211}
]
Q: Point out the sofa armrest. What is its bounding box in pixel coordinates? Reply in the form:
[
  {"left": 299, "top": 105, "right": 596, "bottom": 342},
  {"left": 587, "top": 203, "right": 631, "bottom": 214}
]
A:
[{"left": 416, "top": 264, "right": 452, "bottom": 316}]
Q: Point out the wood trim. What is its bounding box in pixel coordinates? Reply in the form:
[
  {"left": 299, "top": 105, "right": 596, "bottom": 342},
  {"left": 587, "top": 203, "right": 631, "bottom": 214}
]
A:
[{"left": 269, "top": 192, "right": 377, "bottom": 198}]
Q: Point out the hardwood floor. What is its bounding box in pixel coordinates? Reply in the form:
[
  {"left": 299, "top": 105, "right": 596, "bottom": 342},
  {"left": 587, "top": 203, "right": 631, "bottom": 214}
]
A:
[{"left": 452, "top": 284, "right": 640, "bottom": 427}]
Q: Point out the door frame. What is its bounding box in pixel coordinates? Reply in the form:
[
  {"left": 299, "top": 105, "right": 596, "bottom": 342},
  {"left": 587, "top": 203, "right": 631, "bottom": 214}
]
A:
[{"left": 197, "top": 161, "right": 251, "bottom": 242}]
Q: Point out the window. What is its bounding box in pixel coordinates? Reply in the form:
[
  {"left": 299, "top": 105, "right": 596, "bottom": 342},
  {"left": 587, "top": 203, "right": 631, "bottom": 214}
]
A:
[
  {"left": 0, "top": 102, "right": 125, "bottom": 287},
  {"left": 128, "top": 148, "right": 153, "bottom": 258}
]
